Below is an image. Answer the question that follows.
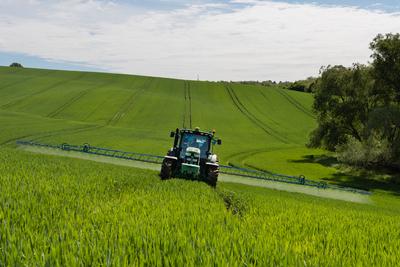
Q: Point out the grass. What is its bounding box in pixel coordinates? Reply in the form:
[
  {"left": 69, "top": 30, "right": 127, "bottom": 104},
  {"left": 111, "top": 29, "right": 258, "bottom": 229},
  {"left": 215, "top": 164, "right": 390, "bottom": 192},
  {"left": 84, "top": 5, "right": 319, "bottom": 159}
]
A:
[
  {"left": 244, "top": 147, "right": 338, "bottom": 180},
  {"left": 1, "top": 148, "right": 400, "bottom": 266},
  {"left": 1, "top": 67, "right": 400, "bottom": 265}
]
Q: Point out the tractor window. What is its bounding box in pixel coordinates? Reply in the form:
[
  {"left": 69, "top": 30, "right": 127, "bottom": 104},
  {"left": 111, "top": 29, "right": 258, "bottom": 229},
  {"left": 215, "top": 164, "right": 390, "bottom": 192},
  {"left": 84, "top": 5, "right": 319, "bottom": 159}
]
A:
[{"left": 180, "top": 133, "right": 210, "bottom": 159}]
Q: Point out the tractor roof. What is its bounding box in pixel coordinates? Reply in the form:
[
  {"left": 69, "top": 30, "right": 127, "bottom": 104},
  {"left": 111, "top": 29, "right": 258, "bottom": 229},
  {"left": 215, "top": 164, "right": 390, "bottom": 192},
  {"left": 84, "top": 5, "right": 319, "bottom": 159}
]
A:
[{"left": 180, "top": 128, "right": 214, "bottom": 138}]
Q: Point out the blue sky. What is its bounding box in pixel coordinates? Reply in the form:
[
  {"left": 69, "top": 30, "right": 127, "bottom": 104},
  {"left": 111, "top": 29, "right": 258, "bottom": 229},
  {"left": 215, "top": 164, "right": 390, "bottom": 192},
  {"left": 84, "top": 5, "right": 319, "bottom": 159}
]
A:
[{"left": 1, "top": 0, "right": 400, "bottom": 81}]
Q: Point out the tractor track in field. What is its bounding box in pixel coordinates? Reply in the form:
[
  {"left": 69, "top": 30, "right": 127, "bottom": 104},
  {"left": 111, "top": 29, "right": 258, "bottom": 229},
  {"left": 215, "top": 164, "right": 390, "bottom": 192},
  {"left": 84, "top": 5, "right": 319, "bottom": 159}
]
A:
[
  {"left": 0, "top": 135, "right": 33, "bottom": 146},
  {"left": 0, "top": 70, "right": 53, "bottom": 91},
  {"left": 182, "top": 81, "right": 192, "bottom": 129},
  {"left": 30, "top": 124, "right": 103, "bottom": 142},
  {"left": 182, "top": 84, "right": 186, "bottom": 128},
  {"left": 0, "top": 71, "right": 52, "bottom": 91},
  {"left": 225, "top": 84, "right": 290, "bottom": 144},
  {"left": 0, "top": 68, "right": 20, "bottom": 76},
  {"left": 226, "top": 146, "right": 295, "bottom": 165},
  {"left": 107, "top": 78, "right": 152, "bottom": 126},
  {"left": 225, "top": 147, "right": 275, "bottom": 170},
  {"left": 275, "top": 89, "right": 316, "bottom": 119},
  {"left": 1, "top": 73, "right": 87, "bottom": 109},
  {"left": 83, "top": 98, "right": 111, "bottom": 122},
  {"left": 0, "top": 124, "right": 101, "bottom": 146},
  {"left": 188, "top": 81, "right": 192, "bottom": 128},
  {"left": 252, "top": 91, "right": 282, "bottom": 127},
  {"left": 47, "top": 79, "right": 113, "bottom": 119}
]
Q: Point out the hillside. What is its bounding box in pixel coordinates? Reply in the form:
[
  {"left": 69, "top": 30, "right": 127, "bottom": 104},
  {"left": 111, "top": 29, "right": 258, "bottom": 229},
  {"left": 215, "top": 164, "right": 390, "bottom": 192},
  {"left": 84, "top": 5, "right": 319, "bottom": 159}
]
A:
[
  {"left": 0, "top": 67, "right": 331, "bottom": 179},
  {"left": 2, "top": 67, "right": 400, "bottom": 265}
]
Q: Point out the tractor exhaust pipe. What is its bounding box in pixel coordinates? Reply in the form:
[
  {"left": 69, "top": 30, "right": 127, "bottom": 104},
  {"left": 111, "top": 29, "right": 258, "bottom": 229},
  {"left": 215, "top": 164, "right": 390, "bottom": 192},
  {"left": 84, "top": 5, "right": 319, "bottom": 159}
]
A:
[{"left": 173, "top": 128, "right": 179, "bottom": 148}]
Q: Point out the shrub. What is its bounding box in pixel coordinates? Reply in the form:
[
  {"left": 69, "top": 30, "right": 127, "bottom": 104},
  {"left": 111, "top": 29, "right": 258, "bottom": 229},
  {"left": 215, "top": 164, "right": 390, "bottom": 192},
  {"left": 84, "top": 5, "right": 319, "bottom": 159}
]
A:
[
  {"left": 9, "top": 62, "right": 23, "bottom": 68},
  {"left": 336, "top": 134, "right": 391, "bottom": 168}
]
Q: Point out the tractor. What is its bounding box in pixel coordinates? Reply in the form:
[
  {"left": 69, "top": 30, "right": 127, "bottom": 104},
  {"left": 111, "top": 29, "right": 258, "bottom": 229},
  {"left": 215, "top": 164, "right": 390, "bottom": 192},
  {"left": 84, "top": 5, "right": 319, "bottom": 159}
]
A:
[{"left": 160, "top": 128, "right": 222, "bottom": 186}]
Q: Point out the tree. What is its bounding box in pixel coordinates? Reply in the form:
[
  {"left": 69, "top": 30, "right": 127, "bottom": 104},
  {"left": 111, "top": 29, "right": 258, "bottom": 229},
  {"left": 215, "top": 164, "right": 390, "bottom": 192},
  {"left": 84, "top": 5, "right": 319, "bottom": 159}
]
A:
[
  {"left": 288, "top": 77, "right": 316, "bottom": 93},
  {"left": 369, "top": 33, "right": 400, "bottom": 167},
  {"left": 367, "top": 106, "right": 400, "bottom": 166},
  {"left": 370, "top": 33, "right": 400, "bottom": 104},
  {"left": 288, "top": 81, "right": 307, "bottom": 92},
  {"left": 9, "top": 62, "right": 23, "bottom": 68},
  {"left": 309, "top": 33, "right": 400, "bottom": 170},
  {"left": 308, "top": 64, "right": 374, "bottom": 150}
]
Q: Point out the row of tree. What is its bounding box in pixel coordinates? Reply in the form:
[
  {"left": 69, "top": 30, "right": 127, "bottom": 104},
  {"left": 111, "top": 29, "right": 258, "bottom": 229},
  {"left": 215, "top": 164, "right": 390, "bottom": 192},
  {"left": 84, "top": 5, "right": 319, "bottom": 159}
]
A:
[
  {"left": 309, "top": 33, "right": 400, "bottom": 170},
  {"left": 235, "top": 78, "right": 316, "bottom": 92}
]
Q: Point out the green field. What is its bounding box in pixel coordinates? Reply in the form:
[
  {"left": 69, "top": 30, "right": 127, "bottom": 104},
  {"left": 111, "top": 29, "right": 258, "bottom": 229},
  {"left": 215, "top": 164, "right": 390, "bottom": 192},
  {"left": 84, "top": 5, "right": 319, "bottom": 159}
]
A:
[
  {"left": 1, "top": 148, "right": 399, "bottom": 265},
  {"left": 1, "top": 66, "right": 400, "bottom": 265},
  {"left": 0, "top": 67, "right": 325, "bottom": 178}
]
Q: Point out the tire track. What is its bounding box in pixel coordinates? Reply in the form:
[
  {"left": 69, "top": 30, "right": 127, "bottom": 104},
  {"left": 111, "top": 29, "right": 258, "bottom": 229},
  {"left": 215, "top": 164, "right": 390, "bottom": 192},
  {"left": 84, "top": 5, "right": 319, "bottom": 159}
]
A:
[
  {"left": 1, "top": 73, "right": 87, "bottom": 109},
  {"left": 251, "top": 91, "right": 282, "bottom": 128},
  {"left": 187, "top": 81, "right": 192, "bottom": 129},
  {"left": 225, "top": 148, "right": 272, "bottom": 167},
  {"left": 30, "top": 124, "right": 103, "bottom": 142},
  {"left": 182, "top": 81, "right": 192, "bottom": 129},
  {"left": 0, "top": 135, "right": 33, "bottom": 146},
  {"left": 0, "top": 67, "right": 19, "bottom": 74},
  {"left": 107, "top": 78, "right": 152, "bottom": 126},
  {"left": 225, "top": 84, "right": 290, "bottom": 144},
  {"left": 107, "top": 91, "right": 141, "bottom": 126},
  {"left": 47, "top": 79, "right": 113, "bottom": 118},
  {"left": 274, "top": 89, "right": 316, "bottom": 119},
  {"left": 0, "top": 70, "right": 53, "bottom": 91},
  {"left": 182, "top": 81, "right": 187, "bottom": 128},
  {"left": 0, "top": 124, "right": 102, "bottom": 146},
  {"left": 83, "top": 98, "right": 110, "bottom": 122},
  {"left": 182, "top": 81, "right": 186, "bottom": 128}
]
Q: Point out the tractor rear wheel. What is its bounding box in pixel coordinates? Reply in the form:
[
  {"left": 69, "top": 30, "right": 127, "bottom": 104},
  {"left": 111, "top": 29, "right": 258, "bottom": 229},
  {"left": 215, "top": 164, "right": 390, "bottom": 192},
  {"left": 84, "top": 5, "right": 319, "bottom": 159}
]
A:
[
  {"left": 160, "top": 159, "right": 173, "bottom": 180},
  {"left": 206, "top": 167, "right": 219, "bottom": 187}
]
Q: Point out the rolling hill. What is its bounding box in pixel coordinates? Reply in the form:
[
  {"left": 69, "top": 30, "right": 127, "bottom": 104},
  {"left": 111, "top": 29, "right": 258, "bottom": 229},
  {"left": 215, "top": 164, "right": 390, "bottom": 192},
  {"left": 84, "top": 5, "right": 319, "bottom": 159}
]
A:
[
  {"left": 0, "top": 66, "right": 332, "bottom": 180},
  {"left": 2, "top": 66, "right": 400, "bottom": 265}
]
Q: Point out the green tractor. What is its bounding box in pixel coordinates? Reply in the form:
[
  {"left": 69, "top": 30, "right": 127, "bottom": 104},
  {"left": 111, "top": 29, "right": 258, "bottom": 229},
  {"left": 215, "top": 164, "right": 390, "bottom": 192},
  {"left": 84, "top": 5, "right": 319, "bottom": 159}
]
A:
[{"left": 160, "top": 128, "right": 222, "bottom": 186}]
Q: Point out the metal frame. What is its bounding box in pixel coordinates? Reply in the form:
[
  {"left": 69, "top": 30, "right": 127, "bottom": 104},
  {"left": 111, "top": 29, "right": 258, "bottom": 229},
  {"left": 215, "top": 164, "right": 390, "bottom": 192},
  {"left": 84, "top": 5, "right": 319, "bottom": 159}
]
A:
[
  {"left": 16, "top": 140, "right": 371, "bottom": 195},
  {"left": 17, "top": 140, "right": 164, "bottom": 164}
]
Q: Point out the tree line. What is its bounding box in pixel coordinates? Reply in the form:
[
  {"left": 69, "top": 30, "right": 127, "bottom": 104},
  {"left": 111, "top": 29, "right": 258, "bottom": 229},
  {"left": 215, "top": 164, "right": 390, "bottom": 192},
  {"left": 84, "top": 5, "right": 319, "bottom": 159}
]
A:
[
  {"left": 234, "top": 78, "right": 316, "bottom": 93},
  {"left": 308, "top": 33, "right": 400, "bottom": 171}
]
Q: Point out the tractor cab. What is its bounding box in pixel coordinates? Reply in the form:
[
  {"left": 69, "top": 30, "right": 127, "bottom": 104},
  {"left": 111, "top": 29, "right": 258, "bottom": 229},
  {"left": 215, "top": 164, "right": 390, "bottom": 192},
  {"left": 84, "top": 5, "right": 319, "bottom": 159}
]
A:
[
  {"left": 161, "top": 128, "right": 222, "bottom": 186},
  {"left": 179, "top": 130, "right": 212, "bottom": 160}
]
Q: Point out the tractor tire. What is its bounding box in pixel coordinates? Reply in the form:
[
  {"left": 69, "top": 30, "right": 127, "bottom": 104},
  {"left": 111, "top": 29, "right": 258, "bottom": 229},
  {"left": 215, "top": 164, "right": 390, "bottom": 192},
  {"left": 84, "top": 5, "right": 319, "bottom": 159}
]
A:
[
  {"left": 160, "top": 159, "right": 173, "bottom": 180},
  {"left": 206, "top": 166, "right": 219, "bottom": 187},
  {"left": 82, "top": 143, "right": 90, "bottom": 153}
]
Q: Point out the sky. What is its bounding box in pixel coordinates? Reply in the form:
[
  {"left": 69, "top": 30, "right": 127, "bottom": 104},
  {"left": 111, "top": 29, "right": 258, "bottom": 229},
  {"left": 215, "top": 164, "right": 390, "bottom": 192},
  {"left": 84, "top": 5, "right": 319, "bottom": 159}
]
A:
[{"left": 0, "top": 0, "right": 400, "bottom": 81}]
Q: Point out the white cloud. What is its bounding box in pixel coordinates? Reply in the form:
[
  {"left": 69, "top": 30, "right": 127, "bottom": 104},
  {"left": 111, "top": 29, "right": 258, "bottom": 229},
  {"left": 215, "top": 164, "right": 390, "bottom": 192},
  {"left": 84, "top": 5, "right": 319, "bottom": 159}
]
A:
[{"left": 1, "top": 0, "right": 400, "bottom": 81}]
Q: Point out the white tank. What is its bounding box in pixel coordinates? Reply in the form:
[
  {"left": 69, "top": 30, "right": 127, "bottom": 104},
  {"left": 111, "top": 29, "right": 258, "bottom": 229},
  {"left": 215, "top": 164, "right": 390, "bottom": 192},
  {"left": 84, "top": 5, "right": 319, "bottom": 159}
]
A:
[{"left": 208, "top": 154, "right": 218, "bottom": 163}]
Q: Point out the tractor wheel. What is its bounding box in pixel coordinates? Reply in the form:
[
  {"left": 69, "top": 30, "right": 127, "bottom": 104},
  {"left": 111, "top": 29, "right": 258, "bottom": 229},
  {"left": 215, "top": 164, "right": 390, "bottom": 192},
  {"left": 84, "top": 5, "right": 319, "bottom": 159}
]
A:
[
  {"left": 206, "top": 167, "right": 219, "bottom": 187},
  {"left": 160, "top": 159, "right": 173, "bottom": 180}
]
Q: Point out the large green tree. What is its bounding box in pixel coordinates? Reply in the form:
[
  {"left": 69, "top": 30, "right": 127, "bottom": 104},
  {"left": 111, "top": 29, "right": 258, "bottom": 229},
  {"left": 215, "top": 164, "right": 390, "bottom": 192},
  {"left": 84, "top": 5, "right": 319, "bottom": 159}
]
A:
[
  {"left": 369, "top": 34, "right": 400, "bottom": 165},
  {"left": 370, "top": 33, "right": 400, "bottom": 104},
  {"left": 308, "top": 64, "right": 374, "bottom": 150},
  {"left": 309, "top": 33, "right": 400, "bottom": 169}
]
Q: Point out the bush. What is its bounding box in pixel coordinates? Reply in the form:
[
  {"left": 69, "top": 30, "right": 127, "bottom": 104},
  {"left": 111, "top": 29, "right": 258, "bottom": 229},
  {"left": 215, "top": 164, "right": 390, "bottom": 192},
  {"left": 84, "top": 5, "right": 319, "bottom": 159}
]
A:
[
  {"left": 9, "top": 62, "right": 23, "bottom": 68},
  {"left": 336, "top": 134, "right": 392, "bottom": 168}
]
